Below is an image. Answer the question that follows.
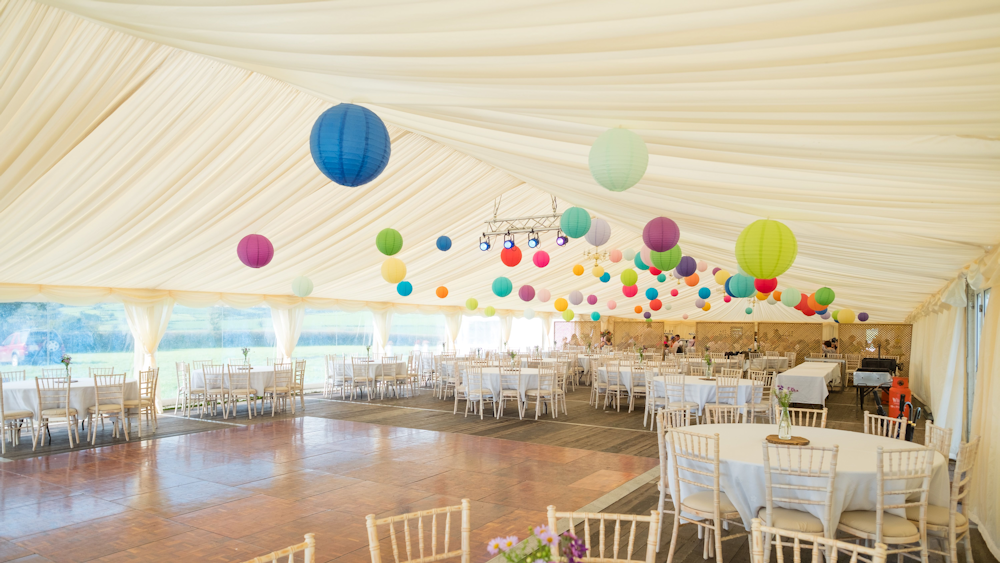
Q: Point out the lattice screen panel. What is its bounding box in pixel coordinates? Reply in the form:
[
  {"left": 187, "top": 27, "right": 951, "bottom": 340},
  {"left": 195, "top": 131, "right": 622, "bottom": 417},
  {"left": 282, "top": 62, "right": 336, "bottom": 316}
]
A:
[
  {"left": 838, "top": 323, "right": 913, "bottom": 378},
  {"left": 608, "top": 319, "right": 665, "bottom": 350},
  {"left": 758, "top": 323, "right": 823, "bottom": 366},
  {"left": 694, "top": 322, "right": 755, "bottom": 354},
  {"left": 553, "top": 321, "right": 602, "bottom": 349}
]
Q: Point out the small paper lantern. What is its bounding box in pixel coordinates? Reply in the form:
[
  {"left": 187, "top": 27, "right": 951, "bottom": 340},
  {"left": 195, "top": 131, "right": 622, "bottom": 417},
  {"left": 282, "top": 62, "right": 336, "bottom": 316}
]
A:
[
  {"left": 695, "top": 298, "right": 705, "bottom": 308},
  {"left": 591, "top": 312, "right": 601, "bottom": 321},
  {"left": 310, "top": 103, "right": 390, "bottom": 187},
  {"left": 524, "top": 308, "right": 535, "bottom": 319},
  {"left": 634, "top": 252, "right": 649, "bottom": 271},
  {"left": 645, "top": 287, "right": 659, "bottom": 300},
  {"left": 839, "top": 308, "right": 856, "bottom": 323},
  {"left": 436, "top": 286, "right": 449, "bottom": 298},
  {"left": 560, "top": 207, "right": 592, "bottom": 238},
  {"left": 592, "top": 266, "right": 605, "bottom": 278},
  {"left": 684, "top": 274, "right": 699, "bottom": 287},
  {"left": 729, "top": 274, "right": 756, "bottom": 298},
  {"left": 609, "top": 249, "right": 623, "bottom": 263},
  {"left": 756, "top": 292, "right": 769, "bottom": 301},
  {"left": 767, "top": 296, "right": 777, "bottom": 305},
  {"left": 492, "top": 277, "right": 513, "bottom": 298},
  {"left": 623, "top": 285, "right": 638, "bottom": 298},
  {"left": 815, "top": 308, "right": 828, "bottom": 315},
  {"left": 485, "top": 306, "right": 496, "bottom": 317},
  {"left": 640, "top": 246, "right": 653, "bottom": 269},
  {"left": 650, "top": 299, "right": 662, "bottom": 310},
  {"left": 620, "top": 269, "right": 638, "bottom": 286},
  {"left": 657, "top": 273, "right": 667, "bottom": 282},
  {"left": 698, "top": 287, "right": 710, "bottom": 299},
  {"left": 714, "top": 270, "right": 730, "bottom": 285},
  {"left": 291, "top": 275, "right": 313, "bottom": 297},
  {"left": 673, "top": 269, "right": 685, "bottom": 280},
  {"left": 623, "top": 248, "right": 636, "bottom": 260},
  {"left": 702, "top": 303, "right": 711, "bottom": 311},
  {"left": 643, "top": 311, "right": 651, "bottom": 319},
  {"left": 466, "top": 298, "right": 478, "bottom": 310},
  {"left": 755, "top": 278, "right": 778, "bottom": 294},
  {"left": 815, "top": 287, "right": 836, "bottom": 307},
  {"left": 682, "top": 314, "right": 689, "bottom": 320},
  {"left": 555, "top": 298, "right": 569, "bottom": 312},
  {"left": 607, "top": 300, "right": 617, "bottom": 310},
  {"left": 538, "top": 289, "right": 551, "bottom": 302},
  {"left": 589, "top": 128, "right": 648, "bottom": 192},
  {"left": 376, "top": 228, "right": 403, "bottom": 256},
  {"left": 724, "top": 277, "right": 734, "bottom": 297},
  {"left": 519, "top": 285, "right": 535, "bottom": 302},
  {"left": 773, "top": 290, "right": 782, "bottom": 301},
  {"left": 562, "top": 309, "right": 575, "bottom": 321},
  {"left": 573, "top": 264, "right": 585, "bottom": 276},
  {"left": 858, "top": 312, "right": 869, "bottom": 322},
  {"left": 381, "top": 258, "right": 406, "bottom": 283},
  {"left": 832, "top": 310, "right": 840, "bottom": 321},
  {"left": 664, "top": 303, "right": 672, "bottom": 310},
  {"left": 642, "top": 217, "right": 680, "bottom": 252},
  {"left": 634, "top": 305, "right": 643, "bottom": 314},
  {"left": 600, "top": 272, "right": 611, "bottom": 283},
  {"left": 533, "top": 251, "right": 550, "bottom": 268},
  {"left": 237, "top": 234, "right": 274, "bottom": 268},
  {"left": 676, "top": 256, "right": 697, "bottom": 277},
  {"left": 735, "top": 219, "right": 798, "bottom": 279},
  {"left": 584, "top": 217, "right": 612, "bottom": 247},
  {"left": 745, "top": 307, "right": 754, "bottom": 315},
  {"left": 807, "top": 293, "right": 822, "bottom": 311},
  {"left": 820, "top": 312, "right": 831, "bottom": 320},
  {"left": 723, "top": 295, "right": 732, "bottom": 303},
  {"left": 436, "top": 236, "right": 452, "bottom": 251},
  {"left": 501, "top": 246, "right": 522, "bottom": 267},
  {"left": 781, "top": 288, "right": 800, "bottom": 307},
  {"left": 697, "top": 261, "right": 708, "bottom": 272},
  {"left": 712, "top": 267, "right": 720, "bottom": 275},
  {"left": 569, "top": 291, "right": 583, "bottom": 305},
  {"left": 649, "top": 266, "right": 661, "bottom": 276},
  {"left": 670, "top": 289, "right": 679, "bottom": 297},
  {"left": 587, "top": 294, "right": 598, "bottom": 305}
]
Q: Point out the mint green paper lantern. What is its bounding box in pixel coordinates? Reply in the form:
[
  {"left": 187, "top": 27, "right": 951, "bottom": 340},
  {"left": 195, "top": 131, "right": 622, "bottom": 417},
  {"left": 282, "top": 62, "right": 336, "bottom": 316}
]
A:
[
  {"left": 650, "top": 245, "right": 682, "bottom": 271},
  {"left": 560, "top": 207, "right": 591, "bottom": 239},
  {"left": 588, "top": 128, "right": 649, "bottom": 192},
  {"left": 492, "top": 277, "right": 513, "bottom": 298}
]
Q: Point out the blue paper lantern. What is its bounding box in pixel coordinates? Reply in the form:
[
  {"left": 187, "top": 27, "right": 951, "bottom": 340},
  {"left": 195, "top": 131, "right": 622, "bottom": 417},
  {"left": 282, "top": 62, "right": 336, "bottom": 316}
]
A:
[
  {"left": 396, "top": 281, "right": 413, "bottom": 296},
  {"left": 657, "top": 273, "right": 667, "bottom": 283},
  {"left": 310, "top": 104, "right": 391, "bottom": 187},
  {"left": 492, "top": 276, "right": 513, "bottom": 298},
  {"left": 591, "top": 312, "right": 601, "bottom": 321},
  {"left": 698, "top": 287, "right": 711, "bottom": 299},
  {"left": 600, "top": 272, "right": 611, "bottom": 283},
  {"left": 436, "top": 236, "right": 452, "bottom": 251},
  {"left": 724, "top": 276, "right": 735, "bottom": 297},
  {"left": 645, "top": 287, "right": 658, "bottom": 300}
]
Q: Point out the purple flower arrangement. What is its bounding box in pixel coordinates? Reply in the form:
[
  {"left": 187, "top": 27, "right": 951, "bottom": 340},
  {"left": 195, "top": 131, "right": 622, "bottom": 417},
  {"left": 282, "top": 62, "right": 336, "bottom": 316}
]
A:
[
  {"left": 774, "top": 385, "right": 798, "bottom": 408},
  {"left": 487, "top": 524, "right": 587, "bottom": 563}
]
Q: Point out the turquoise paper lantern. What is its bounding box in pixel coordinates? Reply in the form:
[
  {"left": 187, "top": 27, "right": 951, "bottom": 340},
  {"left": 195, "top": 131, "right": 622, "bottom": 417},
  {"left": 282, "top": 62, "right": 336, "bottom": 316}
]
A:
[
  {"left": 310, "top": 104, "right": 391, "bottom": 187},
  {"left": 560, "top": 207, "right": 591, "bottom": 239},
  {"left": 588, "top": 128, "right": 649, "bottom": 192},
  {"left": 396, "top": 281, "right": 412, "bottom": 296},
  {"left": 600, "top": 272, "right": 611, "bottom": 283},
  {"left": 591, "top": 312, "right": 601, "bottom": 321},
  {"left": 730, "top": 274, "right": 756, "bottom": 299},
  {"left": 492, "top": 277, "right": 513, "bottom": 298},
  {"left": 657, "top": 273, "right": 667, "bottom": 282},
  {"left": 634, "top": 253, "right": 649, "bottom": 270},
  {"left": 645, "top": 288, "right": 658, "bottom": 300},
  {"left": 698, "top": 287, "right": 710, "bottom": 299},
  {"left": 745, "top": 307, "right": 754, "bottom": 315}
]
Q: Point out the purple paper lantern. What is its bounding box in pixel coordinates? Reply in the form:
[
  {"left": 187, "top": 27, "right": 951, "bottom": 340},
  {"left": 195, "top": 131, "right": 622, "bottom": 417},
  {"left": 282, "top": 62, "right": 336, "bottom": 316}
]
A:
[
  {"left": 675, "top": 256, "right": 697, "bottom": 277},
  {"left": 237, "top": 234, "right": 274, "bottom": 268},
  {"left": 712, "top": 267, "right": 720, "bottom": 275},
  {"left": 519, "top": 285, "right": 535, "bottom": 302},
  {"left": 587, "top": 294, "right": 598, "bottom": 305},
  {"left": 642, "top": 217, "right": 680, "bottom": 252},
  {"left": 643, "top": 311, "right": 651, "bottom": 319},
  {"left": 858, "top": 312, "right": 869, "bottom": 322}
]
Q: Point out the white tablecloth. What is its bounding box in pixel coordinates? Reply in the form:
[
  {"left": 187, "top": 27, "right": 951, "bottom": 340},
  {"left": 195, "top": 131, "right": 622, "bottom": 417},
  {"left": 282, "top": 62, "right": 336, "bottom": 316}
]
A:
[
  {"left": 460, "top": 367, "right": 540, "bottom": 401},
  {"left": 667, "top": 424, "right": 949, "bottom": 531},
  {"left": 776, "top": 362, "right": 840, "bottom": 405},
  {"left": 343, "top": 361, "right": 408, "bottom": 378},
  {"left": 192, "top": 367, "right": 276, "bottom": 392},
  {"left": 596, "top": 370, "right": 755, "bottom": 414},
  {"left": 684, "top": 357, "right": 741, "bottom": 374},
  {"left": 750, "top": 357, "right": 790, "bottom": 371},
  {"left": 2, "top": 378, "right": 139, "bottom": 417}
]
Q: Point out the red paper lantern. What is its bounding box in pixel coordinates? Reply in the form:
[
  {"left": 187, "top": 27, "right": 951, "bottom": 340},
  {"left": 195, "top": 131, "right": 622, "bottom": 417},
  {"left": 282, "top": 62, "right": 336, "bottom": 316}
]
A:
[
  {"left": 649, "top": 299, "right": 662, "bottom": 311},
  {"left": 623, "top": 285, "right": 638, "bottom": 298},
  {"left": 501, "top": 246, "right": 522, "bottom": 267},
  {"left": 237, "top": 234, "right": 274, "bottom": 268},
  {"left": 532, "top": 250, "right": 549, "bottom": 268},
  {"left": 802, "top": 307, "right": 816, "bottom": 317},
  {"left": 649, "top": 267, "right": 661, "bottom": 276},
  {"left": 755, "top": 278, "right": 778, "bottom": 294}
]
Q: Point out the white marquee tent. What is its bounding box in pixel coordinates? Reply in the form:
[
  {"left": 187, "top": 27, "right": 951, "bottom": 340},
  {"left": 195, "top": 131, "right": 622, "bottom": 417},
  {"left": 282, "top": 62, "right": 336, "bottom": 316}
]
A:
[{"left": 2, "top": 0, "right": 1000, "bottom": 552}]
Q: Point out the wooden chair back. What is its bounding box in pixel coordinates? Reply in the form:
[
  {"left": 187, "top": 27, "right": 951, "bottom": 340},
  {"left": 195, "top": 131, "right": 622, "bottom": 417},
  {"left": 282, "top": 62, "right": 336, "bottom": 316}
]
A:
[
  {"left": 42, "top": 367, "right": 69, "bottom": 377},
  {"left": 1, "top": 370, "right": 26, "bottom": 382},
  {"left": 688, "top": 365, "right": 707, "bottom": 377},
  {"left": 546, "top": 506, "right": 659, "bottom": 563},
  {"left": 704, "top": 404, "right": 746, "bottom": 424},
  {"left": 668, "top": 429, "right": 721, "bottom": 500},
  {"left": 192, "top": 359, "right": 215, "bottom": 371},
  {"left": 864, "top": 411, "right": 906, "bottom": 440},
  {"left": 89, "top": 367, "right": 114, "bottom": 376},
  {"left": 777, "top": 406, "right": 828, "bottom": 428},
  {"left": 923, "top": 422, "right": 952, "bottom": 460},
  {"left": 93, "top": 373, "right": 126, "bottom": 410},
  {"left": 950, "top": 437, "right": 981, "bottom": 507},
  {"left": 229, "top": 365, "right": 252, "bottom": 390},
  {"left": 294, "top": 359, "right": 307, "bottom": 386},
  {"left": 662, "top": 375, "right": 688, "bottom": 406},
  {"left": 36, "top": 377, "right": 71, "bottom": 414},
  {"left": 175, "top": 362, "right": 191, "bottom": 390},
  {"left": 750, "top": 371, "right": 774, "bottom": 406},
  {"left": 242, "top": 534, "right": 315, "bottom": 563},
  {"left": 203, "top": 364, "right": 227, "bottom": 393},
  {"left": 138, "top": 368, "right": 157, "bottom": 400},
  {"left": 715, "top": 376, "right": 740, "bottom": 406},
  {"left": 751, "top": 519, "right": 887, "bottom": 563},
  {"left": 761, "top": 443, "right": 839, "bottom": 533},
  {"left": 871, "top": 447, "right": 934, "bottom": 544},
  {"left": 765, "top": 351, "right": 780, "bottom": 357},
  {"left": 273, "top": 363, "right": 293, "bottom": 388},
  {"left": 352, "top": 356, "right": 373, "bottom": 382},
  {"left": 381, "top": 357, "right": 398, "bottom": 378},
  {"left": 366, "top": 499, "right": 470, "bottom": 563}
]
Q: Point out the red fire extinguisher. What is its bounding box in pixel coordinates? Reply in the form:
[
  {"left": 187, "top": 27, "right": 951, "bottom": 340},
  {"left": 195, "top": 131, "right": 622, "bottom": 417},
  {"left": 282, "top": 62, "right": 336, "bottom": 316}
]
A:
[{"left": 880, "top": 377, "right": 911, "bottom": 419}]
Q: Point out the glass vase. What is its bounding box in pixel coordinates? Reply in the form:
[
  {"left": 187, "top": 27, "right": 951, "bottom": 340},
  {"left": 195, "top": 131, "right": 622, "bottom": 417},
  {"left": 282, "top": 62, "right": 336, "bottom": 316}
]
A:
[{"left": 778, "top": 405, "right": 792, "bottom": 440}]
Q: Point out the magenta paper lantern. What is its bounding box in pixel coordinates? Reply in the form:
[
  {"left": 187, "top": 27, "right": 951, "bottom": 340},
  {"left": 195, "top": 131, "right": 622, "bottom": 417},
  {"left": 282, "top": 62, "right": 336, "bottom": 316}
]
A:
[
  {"left": 642, "top": 217, "right": 680, "bottom": 252},
  {"left": 519, "top": 285, "right": 535, "bottom": 302},
  {"left": 609, "top": 249, "right": 622, "bottom": 263},
  {"left": 237, "top": 234, "right": 274, "bottom": 268},
  {"left": 755, "top": 278, "right": 778, "bottom": 294},
  {"left": 533, "top": 251, "right": 550, "bottom": 268},
  {"left": 587, "top": 294, "right": 598, "bottom": 305},
  {"left": 712, "top": 267, "right": 720, "bottom": 275},
  {"left": 723, "top": 295, "right": 732, "bottom": 303},
  {"left": 623, "top": 285, "right": 638, "bottom": 298},
  {"left": 537, "top": 288, "right": 551, "bottom": 302},
  {"left": 607, "top": 300, "right": 617, "bottom": 310}
]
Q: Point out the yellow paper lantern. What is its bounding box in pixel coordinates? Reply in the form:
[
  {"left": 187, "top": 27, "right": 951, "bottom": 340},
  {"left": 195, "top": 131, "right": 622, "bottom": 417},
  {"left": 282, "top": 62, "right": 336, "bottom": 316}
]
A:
[
  {"left": 702, "top": 302, "right": 711, "bottom": 311},
  {"left": 381, "top": 258, "right": 406, "bottom": 284},
  {"left": 735, "top": 219, "right": 798, "bottom": 279},
  {"left": 714, "top": 270, "right": 730, "bottom": 285},
  {"left": 592, "top": 265, "right": 605, "bottom": 278},
  {"left": 572, "top": 264, "right": 584, "bottom": 276},
  {"left": 838, "top": 308, "right": 856, "bottom": 324},
  {"left": 756, "top": 291, "right": 770, "bottom": 301},
  {"left": 554, "top": 298, "right": 568, "bottom": 312}
]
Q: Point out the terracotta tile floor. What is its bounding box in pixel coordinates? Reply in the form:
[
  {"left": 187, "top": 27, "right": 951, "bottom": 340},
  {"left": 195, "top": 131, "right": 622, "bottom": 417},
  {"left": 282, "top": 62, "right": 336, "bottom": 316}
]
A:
[{"left": 0, "top": 417, "right": 656, "bottom": 562}]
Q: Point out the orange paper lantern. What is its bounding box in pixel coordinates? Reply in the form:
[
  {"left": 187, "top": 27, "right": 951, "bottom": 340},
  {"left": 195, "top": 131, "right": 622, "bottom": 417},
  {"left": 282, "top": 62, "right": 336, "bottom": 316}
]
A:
[
  {"left": 572, "top": 264, "right": 584, "bottom": 276},
  {"left": 773, "top": 290, "right": 782, "bottom": 301},
  {"left": 807, "top": 292, "right": 822, "bottom": 311},
  {"left": 634, "top": 305, "right": 643, "bottom": 314},
  {"left": 435, "top": 286, "right": 448, "bottom": 298},
  {"left": 685, "top": 273, "right": 699, "bottom": 287}
]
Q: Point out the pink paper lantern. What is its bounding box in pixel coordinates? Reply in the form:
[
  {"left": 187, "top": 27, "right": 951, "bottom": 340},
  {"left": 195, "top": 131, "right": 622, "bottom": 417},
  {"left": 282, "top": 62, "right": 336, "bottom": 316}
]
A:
[
  {"left": 697, "top": 260, "right": 708, "bottom": 272},
  {"left": 587, "top": 294, "right": 598, "bottom": 305},
  {"left": 640, "top": 246, "right": 652, "bottom": 268},
  {"left": 532, "top": 250, "right": 550, "bottom": 268},
  {"left": 519, "top": 285, "right": 535, "bottom": 302},
  {"left": 670, "top": 289, "right": 679, "bottom": 297},
  {"left": 237, "top": 234, "right": 274, "bottom": 268},
  {"left": 623, "top": 285, "right": 638, "bottom": 298},
  {"left": 607, "top": 300, "right": 617, "bottom": 310},
  {"left": 682, "top": 314, "right": 689, "bottom": 320},
  {"left": 755, "top": 278, "right": 778, "bottom": 294},
  {"left": 649, "top": 266, "right": 661, "bottom": 276},
  {"left": 723, "top": 295, "right": 732, "bottom": 303},
  {"left": 537, "top": 288, "right": 551, "bottom": 302},
  {"left": 609, "top": 249, "right": 622, "bottom": 263}
]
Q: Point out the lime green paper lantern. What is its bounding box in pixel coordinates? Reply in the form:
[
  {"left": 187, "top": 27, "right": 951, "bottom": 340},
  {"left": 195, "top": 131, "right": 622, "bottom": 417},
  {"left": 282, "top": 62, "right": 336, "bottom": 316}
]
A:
[
  {"left": 620, "top": 268, "right": 638, "bottom": 286},
  {"left": 484, "top": 306, "right": 496, "bottom": 317},
  {"left": 562, "top": 309, "right": 575, "bottom": 321},
  {"left": 588, "top": 128, "right": 649, "bottom": 192},
  {"left": 832, "top": 309, "right": 840, "bottom": 321},
  {"left": 650, "top": 246, "right": 682, "bottom": 271},
  {"left": 815, "top": 287, "right": 835, "bottom": 307},
  {"left": 376, "top": 228, "right": 403, "bottom": 256},
  {"left": 735, "top": 219, "right": 798, "bottom": 279},
  {"left": 466, "top": 298, "right": 478, "bottom": 311},
  {"left": 560, "top": 207, "right": 591, "bottom": 239}
]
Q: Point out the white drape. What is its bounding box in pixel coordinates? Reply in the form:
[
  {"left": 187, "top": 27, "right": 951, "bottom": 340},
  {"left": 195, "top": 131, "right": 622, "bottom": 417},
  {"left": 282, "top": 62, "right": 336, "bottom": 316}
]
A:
[
  {"left": 271, "top": 305, "right": 305, "bottom": 360},
  {"left": 444, "top": 312, "right": 463, "bottom": 352},
  {"left": 909, "top": 305, "right": 965, "bottom": 458},
  {"left": 122, "top": 298, "right": 174, "bottom": 409},
  {"left": 500, "top": 314, "right": 514, "bottom": 346},
  {"left": 537, "top": 312, "right": 554, "bottom": 350},
  {"left": 970, "top": 291, "right": 999, "bottom": 558},
  {"left": 371, "top": 310, "right": 393, "bottom": 355}
]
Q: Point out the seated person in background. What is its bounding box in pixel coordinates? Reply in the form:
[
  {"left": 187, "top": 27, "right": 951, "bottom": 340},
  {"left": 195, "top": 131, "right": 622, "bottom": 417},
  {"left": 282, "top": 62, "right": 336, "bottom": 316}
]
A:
[
  {"left": 560, "top": 337, "right": 568, "bottom": 350},
  {"left": 568, "top": 334, "right": 581, "bottom": 347},
  {"left": 821, "top": 340, "right": 836, "bottom": 354}
]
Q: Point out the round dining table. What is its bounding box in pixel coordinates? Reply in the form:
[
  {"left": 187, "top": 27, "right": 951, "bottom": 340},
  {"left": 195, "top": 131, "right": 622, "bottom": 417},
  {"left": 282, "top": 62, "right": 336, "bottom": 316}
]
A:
[
  {"left": 597, "top": 368, "right": 756, "bottom": 414},
  {"left": 666, "top": 424, "right": 950, "bottom": 531},
  {"left": 2, "top": 377, "right": 140, "bottom": 417}
]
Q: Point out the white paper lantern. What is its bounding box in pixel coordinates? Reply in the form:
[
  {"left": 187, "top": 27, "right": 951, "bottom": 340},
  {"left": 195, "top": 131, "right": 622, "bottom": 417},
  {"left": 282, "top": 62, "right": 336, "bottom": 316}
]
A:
[
  {"left": 623, "top": 248, "right": 636, "bottom": 261},
  {"left": 291, "top": 275, "right": 313, "bottom": 297},
  {"left": 584, "top": 217, "right": 612, "bottom": 247},
  {"left": 523, "top": 308, "right": 535, "bottom": 319},
  {"left": 588, "top": 128, "right": 649, "bottom": 192}
]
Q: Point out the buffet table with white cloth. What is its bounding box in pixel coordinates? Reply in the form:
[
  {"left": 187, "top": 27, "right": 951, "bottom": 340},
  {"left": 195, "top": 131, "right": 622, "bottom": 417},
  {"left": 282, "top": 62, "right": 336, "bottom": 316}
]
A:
[
  {"left": 667, "top": 424, "right": 949, "bottom": 530},
  {"left": 749, "top": 357, "right": 790, "bottom": 372},
  {"left": 774, "top": 362, "right": 841, "bottom": 406},
  {"left": 2, "top": 377, "right": 140, "bottom": 418},
  {"left": 804, "top": 357, "right": 846, "bottom": 390}
]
